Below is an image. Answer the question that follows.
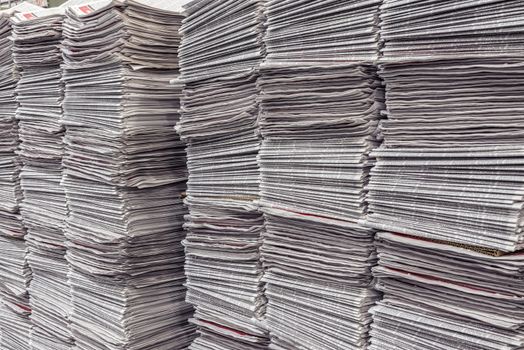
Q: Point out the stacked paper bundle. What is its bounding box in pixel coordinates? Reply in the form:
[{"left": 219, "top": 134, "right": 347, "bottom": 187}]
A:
[
  {"left": 366, "top": 1, "right": 524, "bottom": 348},
  {"left": 380, "top": 0, "right": 524, "bottom": 59},
  {"left": 370, "top": 232, "right": 524, "bottom": 350},
  {"left": 365, "top": 146, "right": 524, "bottom": 252},
  {"left": 0, "top": 2, "right": 41, "bottom": 350},
  {"left": 12, "top": 7, "right": 72, "bottom": 349},
  {"left": 178, "top": 0, "right": 266, "bottom": 82},
  {"left": 365, "top": 58, "right": 524, "bottom": 252},
  {"left": 258, "top": 65, "right": 383, "bottom": 221},
  {"left": 262, "top": 215, "right": 379, "bottom": 350},
  {"left": 365, "top": 74, "right": 524, "bottom": 346},
  {"left": 258, "top": 1, "right": 383, "bottom": 348},
  {"left": 61, "top": 1, "right": 194, "bottom": 349},
  {"left": 0, "top": 235, "right": 31, "bottom": 350},
  {"left": 257, "top": 64, "right": 383, "bottom": 350},
  {"left": 177, "top": 0, "right": 269, "bottom": 348},
  {"left": 377, "top": 58, "right": 524, "bottom": 148},
  {"left": 265, "top": 0, "right": 381, "bottom": 63}
]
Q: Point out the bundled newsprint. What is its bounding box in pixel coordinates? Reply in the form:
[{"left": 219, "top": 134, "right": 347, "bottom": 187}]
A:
[
  {"left": 177, "top": 0, "right": 269, "bottom": 349},
  {"left": 371, "top": 232, "right": 524, "bottom": 350},
  {"left": 365, "top": 59, "right": 524, "bottom": 252},
  {"left": 265, "top": 0, "right": 381, "bottom": 63},
  {"left": 379, "top": 0, "right": 524, "bottom": 59},
  {"left": 61, "top": 1, "right": 194, "bottom": 349},
  {"left": 257, "top": 1, "right": 384, "bottom": 348},
  {"left": 0, "top": 2, "right": 41, "bottom": 350},
  {"left": 258, "top": 64, "right": 383, "bottom": 350},
  {"left": 366, "top": 1, "right": 524, "bottom": 349}
]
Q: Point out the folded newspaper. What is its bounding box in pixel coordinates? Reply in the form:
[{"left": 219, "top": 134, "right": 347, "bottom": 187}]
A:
[
  {"left": 257, "top": 1, "right": 384, "bottom": 348},
  {"left": 178, "top": 0, "right": 266, "bottom": 83},
  {"left": 379, "top": 0, "right": 524, "bottom": 59},
  {"left": 364, "top": 58, "right": 524, "bottom": 252},
  {"left": 378, "top": 58, "right": 524, "bottom": 147},
  {"left": 12, "top": 6, "right": 71, "bottom": 350},
  {"left": 370, "top": 231, "right": 524, "bottom": 350},
  {"left": 257, "top": 64, "right": 383, "bottom": 350},
  {"left": 365, "top": 146, "right": 524, "bottom": 252},
  {"left": 265, "top": 0, "right": 381, "bottom": 63},
  {"left": 368, "top": 4, "right": 524, "bottom": 348},
  {"left": 178, "top": 0, "right": 270, "bottom": 349},
  {"left": 0, "top": 2, "right": 42, "bottom": 350},
  {"left": 61, "top": 1, "right": 194, "bottom": 349}
]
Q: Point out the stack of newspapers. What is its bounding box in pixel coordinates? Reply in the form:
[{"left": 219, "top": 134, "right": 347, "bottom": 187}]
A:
[
  {"left": 0, "top": 236, "right": 31, "bottom": 350},
  {"left": 265, "top": 0, "right": 381, "bottom": 63},
  {"left": 0, "top": 2, "right": 41, "bottom": 350},
  {"left": 366, "top": 145, "right": 524, "bottom": 252},
  {"left": 177, "top": 0, "right": 269, "bottom": 349},
  {"left": 377, "top": 58, "right": 524, "bottom": 148},
  {"left": 178, "top": 0, "right": 266, "bottom": 82},
  {"left": 366, "top": 1, "right": 524, "bottom": 349},
  {"left": 12, "top": 7, "right": 72, "bottom": 349},
  {"left": 365, "top": 58, "right": 524, "bottom": 252},
  {"left": 61, "top": 1, "right": 193, "bottom": 349},
  {"left": 258, "top": 2, "right": 383, "bottom": 349},
  {"left": 258, "top": 64, "right": 383, "bottom": 350},
  {"left": 258, "top": 65, "right": 384, "bottom": 223},
  {"left": 370, "top": 232, "right": 524, "bottom": 350},
  {"left": 379, "top": 0, "right": 524, "bottom": 59}
]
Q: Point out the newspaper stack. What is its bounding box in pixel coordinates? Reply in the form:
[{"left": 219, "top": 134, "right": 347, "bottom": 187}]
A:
[
  {"left": 258, "top": 65, "right": 383, "bottom": 221},
  {"left": 370, "top": 231, "right": 524, "bottom": 350},
  {"left": 380, "top": 0, "right": 524, "bottom": 59},
  {"left": 258, "top": 64, "right": 383, "bottom": 350},
  {"left": 0, "top": 2, "right": 41, "bottom": 350},
  {"left": 11, "top": 7, "right": 72, "bottom": 349},
  {"left": 366, "top": 1, "right": 524, "bottom": 348},
  {"left": 0, "top": 235, "right": 31, "bottom": 350},
  {"left": 262, "top": 215, "right": 379, "bottom": 350},
  {"left": 177, "top": 0, "right": 269, "bottom": 348},
  {"left": 265, "top": 0, "right": 381, "bottom": 63},
  {"left": 179, "top": 77, "right": 268, "bottom": 348},
  {"left": 259, "top": 1, "right": 383, "bottom": 347},
  {"left": 365, "top": 146, "right": 524, "bottom": 252},
  {"left": 377, "top": 58, "right": 524, "bottom": 148},
  {"left": 364, "top": 58, "right": 524, "bottom": 252},
  {"left": 178, "top": 0, "right": 266, "bottom": 82},
  {"left": 61, "top": 1, "right": 194, "bottom": 349}
]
